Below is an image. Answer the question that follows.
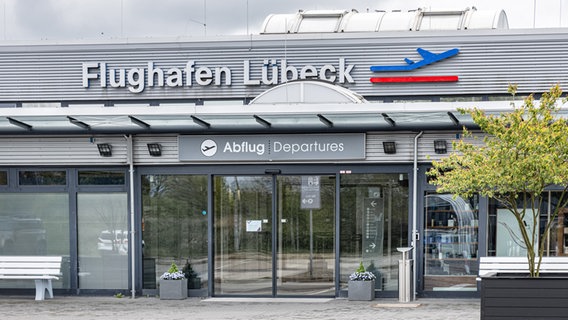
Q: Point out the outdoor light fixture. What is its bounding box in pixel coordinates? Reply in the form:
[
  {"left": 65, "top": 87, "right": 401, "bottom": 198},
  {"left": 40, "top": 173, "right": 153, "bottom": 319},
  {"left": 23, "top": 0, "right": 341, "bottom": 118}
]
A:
[
  {"left": 147, "top": 143, "right": 162, "bottom": 157},
  {"left": 434, "top": 140, "right": 447, "bottom": 154},
  {"left": 383, "top": 141, "right": 397, "bottom": 154},
  {"left": 97, "top": 143, "right": 112, "bottom": 157}
]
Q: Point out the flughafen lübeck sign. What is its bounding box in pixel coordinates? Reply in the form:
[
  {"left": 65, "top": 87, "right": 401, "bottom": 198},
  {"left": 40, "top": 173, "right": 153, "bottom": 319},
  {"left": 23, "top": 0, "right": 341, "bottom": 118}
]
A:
[
  {"left": 82, "top": 58, "right": 355, "bottom": 93},
  {"left": 81, "top": 47, "right": 460, "bottom": 93}
]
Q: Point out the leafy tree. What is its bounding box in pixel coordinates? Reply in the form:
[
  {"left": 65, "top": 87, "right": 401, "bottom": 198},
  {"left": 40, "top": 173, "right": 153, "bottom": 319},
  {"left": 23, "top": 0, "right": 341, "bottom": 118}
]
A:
[{"left": 428, "top": 85, "right": 568, "bottom": 277}]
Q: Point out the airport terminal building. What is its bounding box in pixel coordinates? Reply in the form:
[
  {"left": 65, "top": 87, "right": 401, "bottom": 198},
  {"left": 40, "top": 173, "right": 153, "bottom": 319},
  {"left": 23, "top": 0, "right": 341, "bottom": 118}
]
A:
[{"left": 1, "top": 7, "right": 567, "bottom": 298}]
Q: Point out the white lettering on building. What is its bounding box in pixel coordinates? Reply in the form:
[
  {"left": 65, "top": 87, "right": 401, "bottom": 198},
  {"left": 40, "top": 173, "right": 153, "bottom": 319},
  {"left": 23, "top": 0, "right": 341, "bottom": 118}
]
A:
[
  {"left": 272, "top": 141, "right": 345, "bottom": 154},
  {"left": 223, "top": 142, "right": 266, "bottom": 156},
  {"left": 82, "top": 58, "right": 354, "bottom": 93}
]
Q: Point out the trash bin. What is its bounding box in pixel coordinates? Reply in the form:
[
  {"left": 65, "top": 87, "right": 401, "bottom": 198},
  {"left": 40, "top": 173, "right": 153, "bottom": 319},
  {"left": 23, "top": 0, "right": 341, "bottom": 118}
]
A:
[{"left": 397, "top": 247, "right": 414, "bottom": 302}]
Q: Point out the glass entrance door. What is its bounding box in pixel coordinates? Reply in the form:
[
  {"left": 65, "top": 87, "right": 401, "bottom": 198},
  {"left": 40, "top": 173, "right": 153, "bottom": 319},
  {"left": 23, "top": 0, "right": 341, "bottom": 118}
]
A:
[
  {"left": 214, "top": 176, "right": 273, "bottom": 295},
  {"left": 276, "top": 175, "right": 335, "bottom": 296},
  {"left": 213, "top": 175, "right": 335, "bottom": 296}
]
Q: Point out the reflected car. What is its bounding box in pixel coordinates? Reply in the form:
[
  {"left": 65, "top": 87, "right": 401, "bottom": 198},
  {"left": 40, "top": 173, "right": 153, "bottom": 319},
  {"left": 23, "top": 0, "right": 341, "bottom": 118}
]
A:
[
  {"left": 97, "top": 230, "right": 128, "bottom": 254},
  {"left": 0, "top": 216, "right": 47, "bottom": 255}
]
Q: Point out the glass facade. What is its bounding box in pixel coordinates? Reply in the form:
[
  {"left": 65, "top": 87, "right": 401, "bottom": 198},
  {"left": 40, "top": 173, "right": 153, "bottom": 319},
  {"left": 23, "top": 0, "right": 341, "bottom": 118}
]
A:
[
  {"left": 141, "top": 175, "right": 208, "bottom": 291},
  {"left": 339, "top": 173, "right": 409, "bottom": 294},
  {"left": 487, "top": 192, "right": 567, "bottom": 257},
  {"left": 10, "top": 165, "right": 552, "bottom": 297},
  {"left": 77, "top": 193, "right": 128, "bottom": 289},
  {"left": 0, "top": 193, "right": 70, "bottom": 289},
  {"left": 0, "top": 169, "right": 127, "bottom": 292},
  {"left": 423, "top": 193, "right": 479, "bottom": 291}
]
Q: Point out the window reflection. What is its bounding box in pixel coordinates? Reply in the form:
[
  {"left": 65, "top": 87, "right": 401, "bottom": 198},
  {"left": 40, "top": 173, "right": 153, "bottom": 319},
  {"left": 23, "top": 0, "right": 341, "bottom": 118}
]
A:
[
  {"left": 423, "top": 193, "right": 478, "bottom": 291},
  {"left": 141, "top": 175, "right": 208, "bottom": 292},
  {"left": 19, "top": 171, "right": 66, "bottom": 185},
  {"left": 0, "top": 193, "right": 70, "bottom": 289},
  {"left": 488, "top": 192, "right": 564, "bottom": 257},
  {"left": 77, "top": 193, "right": 128, "bottom": 289},
  {"left": 340, "top": 173, "right": 409, "bottom": 293},
  {"left": 78, "top": 171, "right": 125, "bottom": 185}
]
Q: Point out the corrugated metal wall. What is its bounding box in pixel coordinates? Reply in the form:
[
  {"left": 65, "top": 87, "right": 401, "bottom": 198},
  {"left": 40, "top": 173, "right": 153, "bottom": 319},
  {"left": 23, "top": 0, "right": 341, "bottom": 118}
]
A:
[
  {"left": 0, "top": 29, "right": 567, "bottom": 102},
  {"left": 0, "top": 132, "right": 485, "bottom": 166}
]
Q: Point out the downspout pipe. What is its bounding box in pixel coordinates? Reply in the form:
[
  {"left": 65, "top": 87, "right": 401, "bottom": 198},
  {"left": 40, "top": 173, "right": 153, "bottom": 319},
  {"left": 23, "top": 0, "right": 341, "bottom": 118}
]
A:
[
  {"left": 127, "top": 135, "right": 136, "bottom": 299},
  {"left": 412, "top": 131, "right": 423, "bottom": 301}
]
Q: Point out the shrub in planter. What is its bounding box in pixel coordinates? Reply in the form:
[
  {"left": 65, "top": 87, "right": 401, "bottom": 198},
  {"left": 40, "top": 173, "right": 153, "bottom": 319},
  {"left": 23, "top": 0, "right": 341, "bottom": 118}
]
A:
[
  {"left": 159, "top": 262, "right": 187, "bottom": 300},
  {"left": 348, "top": 262, "right": 376, "bottom": 301},
  {"left": 182, "top": 259, "right": 202, "bottom": 289}
]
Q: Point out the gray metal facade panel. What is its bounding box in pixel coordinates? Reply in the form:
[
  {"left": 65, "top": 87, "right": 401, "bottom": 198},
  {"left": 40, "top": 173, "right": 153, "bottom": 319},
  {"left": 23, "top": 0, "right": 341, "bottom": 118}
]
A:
[
  {"left": 0, "top": 132, "right": 486, "bottom": 166},
  {"left": 1, "top": 30, "right": 567, "bottom": 102},
  {"left": 0, "top": 136, "right": 128, "bottom": 165}
]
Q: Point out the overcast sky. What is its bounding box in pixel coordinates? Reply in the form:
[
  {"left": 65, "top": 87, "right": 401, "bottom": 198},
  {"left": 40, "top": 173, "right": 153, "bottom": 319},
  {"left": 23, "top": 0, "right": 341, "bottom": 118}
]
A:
[{"left": 0, "top": 0, "right": 567, "bottom": 41}]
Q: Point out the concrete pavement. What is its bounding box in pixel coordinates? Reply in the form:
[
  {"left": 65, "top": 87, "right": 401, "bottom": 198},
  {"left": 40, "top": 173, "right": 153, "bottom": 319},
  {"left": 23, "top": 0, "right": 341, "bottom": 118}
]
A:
[{"left": 0, "top": 296, "right": 480, "bottom": 320}]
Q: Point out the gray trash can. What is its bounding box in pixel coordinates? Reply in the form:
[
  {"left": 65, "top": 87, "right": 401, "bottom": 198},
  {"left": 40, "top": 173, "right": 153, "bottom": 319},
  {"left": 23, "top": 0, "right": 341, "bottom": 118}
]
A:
[{"left": 397, "top": 247, "right": 414, "bottom": 302}]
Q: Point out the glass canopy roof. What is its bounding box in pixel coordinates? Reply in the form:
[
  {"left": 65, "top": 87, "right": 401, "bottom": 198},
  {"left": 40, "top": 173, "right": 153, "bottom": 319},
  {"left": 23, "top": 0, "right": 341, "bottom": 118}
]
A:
[
  {"left": 0, "top": 101, "right": 541, "bottom": 135},
  {"left": 1, "top": 81, "right": 564, "bottom": 135}
]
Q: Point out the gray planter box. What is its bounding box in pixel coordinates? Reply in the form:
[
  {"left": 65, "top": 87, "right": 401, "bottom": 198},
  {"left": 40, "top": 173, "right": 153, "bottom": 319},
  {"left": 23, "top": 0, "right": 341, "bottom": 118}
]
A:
[
  {"left": 480, "top": 275, "right": 568, "bottom": 320},
  {"left": 159, "top": 279, "right": 188, "bottom": 300},
  {"left": 348, "top": 280, "right": 375, "bottom": 301}
]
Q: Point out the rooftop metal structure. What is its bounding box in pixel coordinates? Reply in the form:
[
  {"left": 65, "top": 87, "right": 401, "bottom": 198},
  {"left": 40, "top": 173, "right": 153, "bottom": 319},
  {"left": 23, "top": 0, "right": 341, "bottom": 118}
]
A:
[{"left": 260, "top": 7, "right": 508, "bottom": 34}]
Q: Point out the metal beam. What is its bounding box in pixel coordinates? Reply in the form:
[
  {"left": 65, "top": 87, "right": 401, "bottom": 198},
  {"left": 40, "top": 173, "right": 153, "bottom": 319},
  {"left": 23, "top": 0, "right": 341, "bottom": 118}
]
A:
[
  {"left": 129, "top": 116, "right": 151, "bottom": 129},
  {"left": 381, "top": 113, "right": 396, "bottom": 127},
  {"left": 447, "top": 112, "right": 460, "bottom": 126},
  {"left": 7, "top": 117, "right": 32, "bottom": 130},
  {"left": 254, "top": 115, "right": 271, "bottom": 128},
  {"left": 191, "top": 115, "right": 211, "bottom": 128},
  {"left": 67, "top": 116, "right": 90, "bottom": 130},
  {"left": 317, "top": 114, "right": 334, "bottom": 128}
]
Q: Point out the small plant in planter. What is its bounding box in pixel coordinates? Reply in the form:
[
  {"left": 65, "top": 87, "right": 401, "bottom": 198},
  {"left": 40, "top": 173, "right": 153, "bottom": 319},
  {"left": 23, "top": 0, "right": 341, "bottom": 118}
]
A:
[
  {"left": 348, "top": 262, "right": 376, "bottom": 301},
  {"left": 159, "top": 262, "right": 187, "bottom": 300},
  {"left": 160, "top": 262, "right": 186, "bottom": 280}
]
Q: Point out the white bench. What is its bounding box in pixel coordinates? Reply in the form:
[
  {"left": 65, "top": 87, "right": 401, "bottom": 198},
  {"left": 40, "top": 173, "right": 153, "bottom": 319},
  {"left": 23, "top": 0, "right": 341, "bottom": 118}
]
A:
[
  {"left": 478, "top": 256, "right": 568, "bottom": 278},
  {"left": 0, "top": 256, "right": 62, "bottom": 300}
]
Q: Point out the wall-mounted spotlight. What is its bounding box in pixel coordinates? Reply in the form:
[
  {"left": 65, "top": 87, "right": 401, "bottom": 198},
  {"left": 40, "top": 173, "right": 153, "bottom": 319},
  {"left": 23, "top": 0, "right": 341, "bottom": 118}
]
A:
[
  {"left": 147, "top": 143, "right": 162, "bottom": 157},
  {"left": 383, "top": 141, "right": 397, "bottom": 154},
  {"left": 97, "top": 143, "right": 112, "bottom": 157},
  {"left": 434, "top": 140, "right": 448, "bottom": 154}
]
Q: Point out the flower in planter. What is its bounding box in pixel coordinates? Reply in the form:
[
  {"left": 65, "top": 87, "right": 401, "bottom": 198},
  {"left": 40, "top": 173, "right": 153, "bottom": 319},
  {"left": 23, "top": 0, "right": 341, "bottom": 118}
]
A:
[
  {"left": 160, "top": 262, "right": 186, "bottom": 280},
  {"left": 349, "top": 261, "right": 377, "bottom": 281}
]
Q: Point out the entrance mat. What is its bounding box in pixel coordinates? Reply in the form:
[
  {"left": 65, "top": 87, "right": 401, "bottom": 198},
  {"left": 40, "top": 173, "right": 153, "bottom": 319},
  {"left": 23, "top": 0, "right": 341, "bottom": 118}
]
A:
[{"left": 372, "top": 302, "right": 422, "bottom": 308}]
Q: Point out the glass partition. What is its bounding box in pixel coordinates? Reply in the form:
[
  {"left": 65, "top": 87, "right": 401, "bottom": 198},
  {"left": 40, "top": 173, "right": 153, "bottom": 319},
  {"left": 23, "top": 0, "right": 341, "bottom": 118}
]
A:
[
  {"left": 423, "top": 193, "right": 478, "bottom": 291},
  {"left": 0, "top": 193, "right": 70, "bottom": 289},
  {"left": 276, "top": 175, "right": 335, "bottom": 296},
  {"left": 488, "top": 192, "right": 565, "bottom": 257},
  {"left": 141, "top": 175, "right": 208, "bottom": 291},
  {"left": 214, "top": 176, "right": 273, "bottom": 295},
  {"left": 77, "top": 193, "right": 128, "bottom": 289},
  {"left": 339, "top": 173, "right": 409, "bottom": 294}
]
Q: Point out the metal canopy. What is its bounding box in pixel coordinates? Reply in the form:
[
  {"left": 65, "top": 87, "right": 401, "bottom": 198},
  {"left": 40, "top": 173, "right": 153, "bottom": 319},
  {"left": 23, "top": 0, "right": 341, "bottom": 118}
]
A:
[{"left": 0, "top": 101, "right": 544, "bottom": 135}]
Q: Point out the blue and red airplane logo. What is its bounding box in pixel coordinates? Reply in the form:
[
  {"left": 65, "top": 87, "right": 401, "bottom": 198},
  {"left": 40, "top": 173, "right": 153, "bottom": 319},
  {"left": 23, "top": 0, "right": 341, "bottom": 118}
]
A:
[{"left": 369, "top": 48, "right": 459, "bottom": 83}]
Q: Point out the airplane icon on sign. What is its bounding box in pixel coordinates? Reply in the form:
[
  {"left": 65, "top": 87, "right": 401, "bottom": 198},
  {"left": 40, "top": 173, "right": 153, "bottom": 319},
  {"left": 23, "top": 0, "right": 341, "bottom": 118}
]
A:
[
  {"left": 200, "top": 139, "right": 218, "bottom": 157},
  {"left": 370, "top": 48, "right": 460, "bottom": 72},
  {"left": 202, "top": 145, "right": 216, "bottom": 152}
]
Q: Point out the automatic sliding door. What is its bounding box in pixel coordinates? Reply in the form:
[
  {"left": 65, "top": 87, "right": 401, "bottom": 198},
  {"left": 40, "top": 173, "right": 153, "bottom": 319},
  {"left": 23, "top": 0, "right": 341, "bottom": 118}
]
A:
[
  {"left": 214, "top": 176, "right": 273, "bottom": 295},
  {"left": 276, "top": 175, "right": 335, "bottom": 296},
  {"left": 213, "top": 174, "right": 335, "bottom": 297}
]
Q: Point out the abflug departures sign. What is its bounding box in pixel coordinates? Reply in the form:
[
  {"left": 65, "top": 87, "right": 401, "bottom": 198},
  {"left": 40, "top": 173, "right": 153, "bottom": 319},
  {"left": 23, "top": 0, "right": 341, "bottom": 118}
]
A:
[{"left": 178, "top": 134, "right": 365, "bottom": 161}]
